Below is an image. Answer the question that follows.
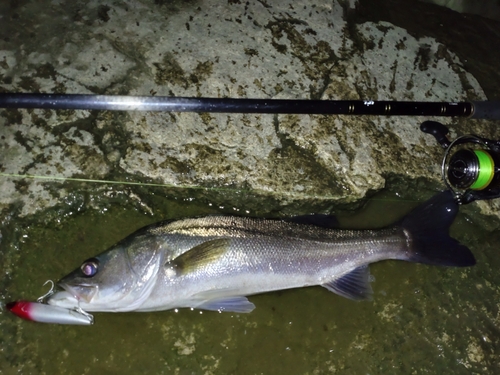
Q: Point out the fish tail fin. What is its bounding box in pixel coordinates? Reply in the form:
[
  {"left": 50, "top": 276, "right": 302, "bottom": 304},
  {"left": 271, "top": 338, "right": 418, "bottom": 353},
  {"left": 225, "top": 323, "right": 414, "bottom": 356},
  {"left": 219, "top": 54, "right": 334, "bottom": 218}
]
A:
[{"left": 400, "top": 190, "right": 475, "bottom": 267}]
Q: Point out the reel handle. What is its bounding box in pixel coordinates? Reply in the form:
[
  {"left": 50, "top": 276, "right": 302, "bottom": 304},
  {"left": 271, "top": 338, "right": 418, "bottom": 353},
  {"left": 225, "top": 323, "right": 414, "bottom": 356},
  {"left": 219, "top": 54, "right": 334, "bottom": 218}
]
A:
[{"left": 420, "top": 121, "right": 451, "bottom": 149}]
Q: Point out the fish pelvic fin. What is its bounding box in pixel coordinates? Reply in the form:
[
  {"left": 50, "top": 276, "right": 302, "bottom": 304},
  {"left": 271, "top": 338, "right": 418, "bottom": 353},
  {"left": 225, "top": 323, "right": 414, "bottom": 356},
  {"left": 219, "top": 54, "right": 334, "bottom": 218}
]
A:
[
  {"left": 169, "top": 238, "right": 231, "bottom": 274},
  {"left": 322, "top": 265, "right": 373, "bottom": 301},
  {"left": 195, "top": 296, "right": 256, "bottom": 313},
  {"left": 401, "top": 190, "right": 475, "bottom": 267},
  {"left": 188, "top": 289, "right": 256, "bottom": 313}
]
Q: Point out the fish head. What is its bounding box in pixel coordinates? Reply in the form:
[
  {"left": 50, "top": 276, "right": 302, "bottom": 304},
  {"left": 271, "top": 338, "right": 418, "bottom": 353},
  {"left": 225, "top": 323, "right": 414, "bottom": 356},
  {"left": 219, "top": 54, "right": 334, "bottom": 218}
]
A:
[{"left": 48, "top": 231, "right": 163, "bottom": 312}]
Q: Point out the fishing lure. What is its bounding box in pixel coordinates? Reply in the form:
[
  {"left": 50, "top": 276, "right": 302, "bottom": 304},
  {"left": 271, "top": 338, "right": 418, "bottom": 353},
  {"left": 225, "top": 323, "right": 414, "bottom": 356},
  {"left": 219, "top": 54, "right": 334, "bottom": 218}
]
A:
[
  {"left": 6, "top": 300, "right": 93, "bottom": 325},
  {"left": 7, "top": 281, "right": 93, "bottom": 325}
]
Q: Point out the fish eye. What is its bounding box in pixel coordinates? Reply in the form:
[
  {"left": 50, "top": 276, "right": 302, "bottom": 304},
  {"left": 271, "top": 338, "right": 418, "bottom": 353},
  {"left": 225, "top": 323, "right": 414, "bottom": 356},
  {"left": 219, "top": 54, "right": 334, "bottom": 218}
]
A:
[{"left": 80, "top": 258, "right": 99, "bottom": 277}]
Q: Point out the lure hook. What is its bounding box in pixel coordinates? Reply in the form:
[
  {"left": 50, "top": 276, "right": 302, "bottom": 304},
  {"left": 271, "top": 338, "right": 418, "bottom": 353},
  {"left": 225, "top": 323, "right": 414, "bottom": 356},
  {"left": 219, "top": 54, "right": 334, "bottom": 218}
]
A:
[{"left": 37, "top": 280, "right": 55, "bottom": 303}]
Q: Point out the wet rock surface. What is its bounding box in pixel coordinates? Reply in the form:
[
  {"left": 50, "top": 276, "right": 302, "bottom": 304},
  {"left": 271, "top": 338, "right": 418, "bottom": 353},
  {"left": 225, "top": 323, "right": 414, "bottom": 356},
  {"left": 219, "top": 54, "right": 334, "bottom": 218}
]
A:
[
  {"left": 1, "top": 0, "right": 499, "bottom": 219},
  {"left": 2, "top": 2, "right": 500, "bottom": 374}
]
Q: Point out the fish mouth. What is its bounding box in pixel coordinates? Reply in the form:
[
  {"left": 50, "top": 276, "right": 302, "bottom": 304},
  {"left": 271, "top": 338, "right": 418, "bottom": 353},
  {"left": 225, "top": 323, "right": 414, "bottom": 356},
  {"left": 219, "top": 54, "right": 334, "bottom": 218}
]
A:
[
  {"left": 56, "top": 283, "right": 98, "bottom": 304},
  {"left": 46, "top": 290, "right": 79, "bottom": 309}
]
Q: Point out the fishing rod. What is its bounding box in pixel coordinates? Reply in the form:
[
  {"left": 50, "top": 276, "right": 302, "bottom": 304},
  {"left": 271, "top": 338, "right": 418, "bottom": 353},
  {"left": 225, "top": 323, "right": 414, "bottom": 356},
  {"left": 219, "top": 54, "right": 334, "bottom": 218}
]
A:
[
  {"left": 2, "top": 93, "right": 500, "bottom": 204},
  {"left": 0, "top": 93, "right": 499, "bottom": 119}
]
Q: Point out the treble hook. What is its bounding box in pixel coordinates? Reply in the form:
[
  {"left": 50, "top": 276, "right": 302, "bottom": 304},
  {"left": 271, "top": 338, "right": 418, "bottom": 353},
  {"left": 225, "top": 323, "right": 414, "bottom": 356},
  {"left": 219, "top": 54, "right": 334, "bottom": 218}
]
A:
[
  {"left": 37, "top": 280, "right": 55, "bottom": 303},
  {"left": 74, "top": 306, "right": 95, "bottom": 325}
]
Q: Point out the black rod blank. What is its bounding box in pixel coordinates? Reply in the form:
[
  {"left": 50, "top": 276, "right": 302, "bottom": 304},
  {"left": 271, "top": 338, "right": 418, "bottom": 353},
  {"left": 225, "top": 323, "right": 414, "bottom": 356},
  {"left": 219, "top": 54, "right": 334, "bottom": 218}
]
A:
[{"left": 0, "top": 93, "right": 497, "bottom": 119}]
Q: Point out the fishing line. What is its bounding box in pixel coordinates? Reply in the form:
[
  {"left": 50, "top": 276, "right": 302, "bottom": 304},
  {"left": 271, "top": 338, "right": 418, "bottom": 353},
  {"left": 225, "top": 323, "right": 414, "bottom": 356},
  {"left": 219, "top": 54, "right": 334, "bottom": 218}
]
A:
[
  {"left": 0, "top": 172, "right": 422, "bottom": 203},
  {"left": 0, "top": 172, "right": 199, "bottom": 189}
]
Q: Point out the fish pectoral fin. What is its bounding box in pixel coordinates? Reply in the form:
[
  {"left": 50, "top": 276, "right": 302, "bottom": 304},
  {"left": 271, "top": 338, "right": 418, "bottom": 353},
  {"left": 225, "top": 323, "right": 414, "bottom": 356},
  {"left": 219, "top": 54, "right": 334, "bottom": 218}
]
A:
[
  {"left": 195, "top": 295, "right": 256, "bottom": 313},
  {"left": 169, "top": 238, "right": 231, "bottom": 274},
  {"left": 321, "top": 265, "right": 373, "bottom": 301}
]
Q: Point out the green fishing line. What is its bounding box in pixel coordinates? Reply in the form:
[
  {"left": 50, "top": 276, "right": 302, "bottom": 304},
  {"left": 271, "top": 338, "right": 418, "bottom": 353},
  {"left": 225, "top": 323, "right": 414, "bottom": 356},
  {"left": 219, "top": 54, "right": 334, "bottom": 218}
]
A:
[
  {"left": 0, "top": 172, "right": 420, "bottom": 203},
  {"left": 470, "top": 150, "right": 495, "bottom": 190}
]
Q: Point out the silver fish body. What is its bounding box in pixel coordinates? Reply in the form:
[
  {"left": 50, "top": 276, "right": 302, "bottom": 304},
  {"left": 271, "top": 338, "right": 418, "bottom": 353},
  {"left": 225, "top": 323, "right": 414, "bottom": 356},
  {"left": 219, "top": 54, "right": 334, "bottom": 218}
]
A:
[{"left": 47, "top": 191, "right": 475, "bottom": 313}]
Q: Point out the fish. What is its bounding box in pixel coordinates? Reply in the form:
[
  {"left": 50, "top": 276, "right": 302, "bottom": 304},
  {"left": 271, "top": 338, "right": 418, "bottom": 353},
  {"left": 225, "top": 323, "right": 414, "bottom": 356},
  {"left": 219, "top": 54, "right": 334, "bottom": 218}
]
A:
[{"left": 46, "top": 190, "right": 475, "bottom": 314}]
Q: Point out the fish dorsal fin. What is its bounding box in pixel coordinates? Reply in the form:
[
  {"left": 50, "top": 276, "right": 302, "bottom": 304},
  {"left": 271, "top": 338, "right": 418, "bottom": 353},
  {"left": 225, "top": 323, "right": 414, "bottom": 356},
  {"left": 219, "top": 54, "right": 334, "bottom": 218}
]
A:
[
  {"left": 169, "top": 238, "right": 231, "bottom": 274},
  {"left": 286, "top": 214, "right": 339, "bottom": 229},
  {"left": 322, "top": 266, "right": 373, "bottom": 301}
]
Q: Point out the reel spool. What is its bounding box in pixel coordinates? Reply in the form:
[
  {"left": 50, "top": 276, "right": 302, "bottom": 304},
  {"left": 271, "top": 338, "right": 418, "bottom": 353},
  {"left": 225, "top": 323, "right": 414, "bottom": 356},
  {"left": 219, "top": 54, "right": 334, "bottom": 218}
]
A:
[{"left": 421, "top": 121, "right": 500, "bottom": 204}]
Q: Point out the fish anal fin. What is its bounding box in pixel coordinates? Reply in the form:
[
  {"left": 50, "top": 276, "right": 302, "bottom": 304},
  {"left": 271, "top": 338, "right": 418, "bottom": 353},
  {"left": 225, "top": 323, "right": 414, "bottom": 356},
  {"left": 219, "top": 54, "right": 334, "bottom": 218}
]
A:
[
  {"left": 170, "top": 238, "right": 231, "bottom": 274},
  {"left": 322, "top": 266, "right": 373, "bottom": 301}
]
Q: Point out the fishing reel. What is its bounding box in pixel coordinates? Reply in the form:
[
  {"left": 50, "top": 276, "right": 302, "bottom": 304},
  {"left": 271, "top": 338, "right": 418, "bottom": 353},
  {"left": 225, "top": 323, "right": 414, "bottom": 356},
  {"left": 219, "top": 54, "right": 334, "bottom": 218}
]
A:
[{"left": 421, "top": 121, "right": 500, "bottom": 204}]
